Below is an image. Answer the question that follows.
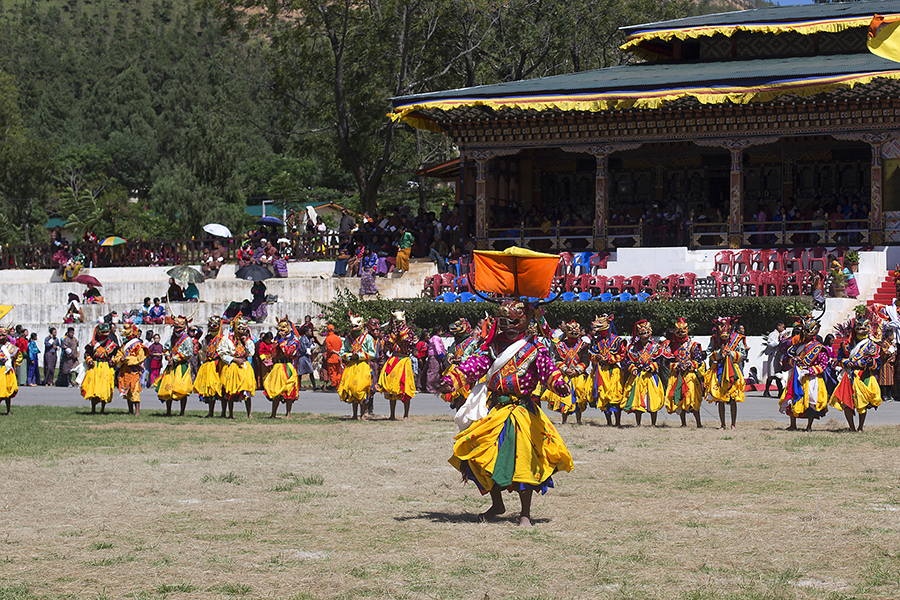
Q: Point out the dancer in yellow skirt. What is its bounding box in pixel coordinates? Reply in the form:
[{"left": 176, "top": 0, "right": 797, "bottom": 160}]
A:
[
  {"left": 779, "top": 314, "right": 829, "bottom": 431},
  {"left": 265, "top": 316, "right": 300, "bottom": 419},
  {"left": 82, "top": 323, "right": 118, "bottom": 414},
  {"left": 542, "top": 320, "right": 590, "bottom": 425},
  {"left": 439, "top": 300, "right": 573, "bottom": 527},
  {"left": 113, "top": 322, "right": 147, "bottom": 416},
  {"left": 155, "top": 313, "right": 195, "bottom": 416},
  {"left": 440, "top": 318, "right": 482, "bottom": 409},
  {"left": 339, "top": 312, "right": 375, "bottom": 419},
  {"left": 830, "top": 306, "right": 882, "bottom": 432},
  {"left": 662, "top": 317, "right": 705, "bottom": 428},
  {"left": 218, "top": 317, "right": 256, "bottom": 419},
  {"left": 622, "top": 320, "right": 665, "bottom": 427},
  {"left": 378, "top": 310, "right": 416, "bottom": 420},
  {"left": 705, "top": 316, "right": 745, "bottom": 430},
  {"left": 194, "top": 316, "right": 225, "bottom": 418},
  {"left": 587, "top": 314, "right": 626, "bottom": 426},
  {"left": 0, "top": 324, "right": 22, "bottom": 415}
]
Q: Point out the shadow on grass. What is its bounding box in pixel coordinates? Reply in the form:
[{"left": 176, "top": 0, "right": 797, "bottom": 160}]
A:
[{"left": 394, "top": 510, "right": 551, "bottom": 525}]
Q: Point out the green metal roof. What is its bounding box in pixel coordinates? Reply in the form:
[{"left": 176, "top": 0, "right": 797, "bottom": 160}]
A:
[
  {"left": 391, "top": 52, "right": 900, "bottom": 106},
  {"left": 622, "top": 0, "right": 900, "bottom": 35}
]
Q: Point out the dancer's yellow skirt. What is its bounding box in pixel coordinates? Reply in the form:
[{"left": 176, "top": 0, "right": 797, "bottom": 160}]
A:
[
  {"left": 338, "top": 361, "right": 371, "bottom": 404},
  {"left": 378, "top": 357, "right": 416, "bottom": 402},
  {"left": 780, "top": 370, "right": 829, "bottom": 419},
  {"left": 193, "top": 360, "right": 222, "bottom": 400},
  {"left": 665, "top": 371, "right": 704, "bottom": 413},
  {"left": 264, "top": 363, "right": 299, "bottom": 401},
  {"left": 82, "top": 361, "right": 115, "bottom": 404},
  {"left": 156, "top": 362, "right": 194, "bottom": 401},
  {"left": 220, "top": 361, "right": 255, "bottom": 399},
  {"left": 589, "top": 364, "right": 623, "bottom": 410},
  {"left": 830, "top": 371, "right": 881, "bottom": 414},
  {"left": 705, "top": 362, "right": 745, "bottom": 403},
  {"left": 622, "top": 372, "right": 665, "bottom": 413},
  {"left": 0, "top": 367, "right": 18, "bottom": 398},
  {"left": 450, "top": 399, "right": 573, "bottom": 492},
  {"left": 541, "top": 374, "right": 590, "bottom": 414}
]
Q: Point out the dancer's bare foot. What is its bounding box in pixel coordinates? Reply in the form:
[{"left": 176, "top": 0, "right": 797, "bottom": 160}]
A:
[
  {"left": 786, "top": 425, "right": 797, "bottom": 431},
  {"left": 730, "top": 425, "right": 736, "bottom": 430},
  {"left": 479, "top": 504, "right": 505, "bottom": 521},
  {"left": 518, "top": 516, "right": 532, "bottom": 527}
]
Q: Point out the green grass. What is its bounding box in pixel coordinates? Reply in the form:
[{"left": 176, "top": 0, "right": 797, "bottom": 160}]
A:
[
  {"left": 201, "top": 471, "right": 245, "bottom": 485},
  {"left": 0, "top": 584, "right": 38, "bottom": 600}
]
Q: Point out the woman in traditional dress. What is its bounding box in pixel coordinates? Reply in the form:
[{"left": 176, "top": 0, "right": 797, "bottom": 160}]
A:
[
  {"left": 542, "top": 320, "right": 591, "bottom": 425},
  {"left": 338, "top": 313, "right": 374, "bottom": 419},
  {"left": 705, "top": 316, "right": 746, "bottom": 430},
  {"left": 81, "top": 323, "right": 118, "bottom": 414},
  {"left": 155, "top": 313, "right": 195, "bottom": 417},
  {"left": 587, "top": 314, "right": 627, "bottom": 426},
  {"left": 621, "top": 320, "right": 665, "bottom": 427},
  {"left": 378, "top": 310, "right": 417, "bottom": 420},
  {"left": 662, "top": 318, "right": 705, "bottom": 428},
  {"left": 265, "top": 316, "right": 300, "bottom": 419},
  {"left": 438, "top": 300, "right": 573, "bottom": 527},
  {"left": 425, "top": 325, "right": 446, "bottom": 393},
  {"left": 779, "top": 315, "right": 829, "bottom": 431},
  {"left": 218, "top": 317, "right": 256, "bottom": 418},
  {"left": 296, "top": 324, "right": 319, "bottom": 390},
  {"left": 194, "top": 316, "right": 224, "bottom": 418},
  {"left": 359, "top": 249, "right": 378, "bottom": 296},
  {"left": 250, "top": 280, "right": 268, "bottom": 323},
  {"left": 830, "top": 306, "right": 882, "bottom": 432},
  {"left": 113, "top": 323, "right": 147, "bottom": 416}
]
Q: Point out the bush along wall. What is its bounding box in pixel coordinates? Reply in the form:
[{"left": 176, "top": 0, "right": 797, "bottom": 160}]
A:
[{"left": 318, "top": 290, "right": 813, "bottom": 338}]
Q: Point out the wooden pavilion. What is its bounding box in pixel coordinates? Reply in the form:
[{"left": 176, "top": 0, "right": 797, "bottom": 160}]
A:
[{"left": 392, "top": 0, "right": 900, "bottom": 251}]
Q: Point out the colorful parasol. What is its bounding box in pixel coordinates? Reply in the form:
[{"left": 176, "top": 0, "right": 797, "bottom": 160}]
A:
[
  {"left": 99, "top": 236, "right": 127, "bottom": 246},
  {"left": 72, "top": 274, "right": 102, "bottom": 287},
  {"left": 473, "top": 246, "right": 560, "bottom": 298}
]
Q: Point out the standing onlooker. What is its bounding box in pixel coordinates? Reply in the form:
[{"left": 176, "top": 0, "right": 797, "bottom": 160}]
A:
[
  {"left": 879, "top": 328, "right": 896, "bottom": 402},
  {"left": 763, "top": 321, "right": 786, "bottom": 397},
  {"left": 148, "top": 334, "right": 165, "bottom": 385},
  {"left": 297, "top": 327, "right": 319, "bottom": 390},
  {"left": 395, "top": 225, "right": 414, "bottom": 274},
  {"left": 323, "top": 324, "right": 343, "bottom": 391},
  {"left": 425, "top": 325, "right": 445, "bottom": 393},
  {"left": 15, "top": 327, "right": 28, "bottom": 386},
  {"left": 43, "top": 327, "right": 60, "bottom": 386},
  {"left": 57, "top": 327, "right": 79, "bottom": 387},
  {"left": 26, "top": 333, "right": 40, "bottom": 386},
  {"left": 415, "top": 328, "right": 429, "bottom": 392},
  {"left": 189, "top": 327, "right": 203, "bottom": 378}
]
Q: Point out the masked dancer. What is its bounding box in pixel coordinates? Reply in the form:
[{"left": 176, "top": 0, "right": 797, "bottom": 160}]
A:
[
  {"left": 82, "top": 322, "right": 118, "bottom": 414},
  {"left": 194, "top": 316, "right": 225, "bottom": 418},
  {"left": 218, "top": 317, "right": 256, "bottom": 418},
  {"left": 378, "top": 310, "right": 416, "bottom": 420},
  {"left": 779, "top": 314, "right": 829, "bottom": 431},
  {"left": 440, "top": 318, "right": 481, "bottom": 410},
  {"left": 114, "top": 322, "right": 147, "bottom": 416},
  {"left": 0, "top": 323, "right": 22, "bottom": 415},
  {"left": 338, "top": 313, "right": 375, "bottom": 420},
  {"left": 542, "top": 320, "right": 591, "bottom": 425},
  {"left": 622, "top": 320, "right": 665, "bottom": 427},
  {"left": 265, "top": 316, "right": 301, "bottom": 419},
  {"left": 662, "top": 318, "right": 705, "bottom": 428},
  {"left": 706, "top": 316, "right": 745, "bottom": 430},
  {"left": 155, "top": 312, "right": 195, "bottom": 416},
  {"left": 830, "top": 306, "right": 882, "bottom": 432},
  {"left": 587, "top": 314, "right": 626, "bottom": 426}
]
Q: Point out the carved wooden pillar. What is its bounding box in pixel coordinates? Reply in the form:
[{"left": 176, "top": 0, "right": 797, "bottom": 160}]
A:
[
  {"left": 563, "top": 143, "right": 641, "bottom": 250},
  {"left": 696, "top": 137, "right": 779, "bottom": 248},
  {"left": 469, "top": 149, "right": 520, "bottom": 250}
]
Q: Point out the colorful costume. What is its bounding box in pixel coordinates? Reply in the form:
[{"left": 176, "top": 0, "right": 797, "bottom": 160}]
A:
[
  {"left": 378, "top": 311, "right": 416, "bottom": 404},
  {"left": 218, "top": 318, "right": 256, "bottom": 402},
  {"left": 194, "top": 316, "right": 224, "bottom": 404},
  {"left": 705, "top": 317, "right": 746, "bottom": 403},
  {"left": 114, "top": 323, "right": 147, "bottom": 406},
  {"left": 0, "top": 328, "right": 22, "bottom": 401},
  {"left": 587, "top": 314, "right": 626, "bottom": 413},
  {"left": 663, "top": 318, "right": 705, "bottom": 414},
  {"left": 441, "top": 319, "right": 481, "bottom": 407},
  {"left": 338, "top": 314, "right": 374, "bottom": 404},
  {"left": 81, "top": 324, "right": 118, "bottom": 405},
  {"left": 156, "top": 324, "right": 195, "bottom": 403},
  {"left": 830, "top": 309, "right": 882, "bottom": 415},
  {"left": 323, "top": 326, "right": 343, "bottom": 388},
  {"left": 542, "top": 321, "right": 591, "bottom": 415},
  {"left": 443, "top": 300, "right": 573, "bottom": 495},
  {"left": 264, "top": 317, "right": 300, "bottom": 403},
  {"left": 621, "top": 320, "right": 665, "bottom": 413}
]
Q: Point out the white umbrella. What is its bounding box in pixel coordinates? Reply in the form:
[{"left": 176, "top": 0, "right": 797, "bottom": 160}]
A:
[
  {"left": 305, "top": 205, "right": 318, "bottom": 224},
  {"left": 203, "top": 223, "right": 232, "bottom": 238}
]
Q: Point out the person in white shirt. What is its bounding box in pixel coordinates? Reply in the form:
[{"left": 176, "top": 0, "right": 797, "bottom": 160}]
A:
[{"left": 763, "top": 321, "right": 786, "bottom": 397}]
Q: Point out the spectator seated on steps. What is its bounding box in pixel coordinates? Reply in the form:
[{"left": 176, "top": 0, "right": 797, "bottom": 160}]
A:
[{"left": 83, "top": 283, "right": 104, "bottom": 304}]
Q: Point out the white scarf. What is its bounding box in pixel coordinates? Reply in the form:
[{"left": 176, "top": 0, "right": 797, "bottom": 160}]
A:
[{"left": 454, "top": 338, "right": 528, "bottom": 431}]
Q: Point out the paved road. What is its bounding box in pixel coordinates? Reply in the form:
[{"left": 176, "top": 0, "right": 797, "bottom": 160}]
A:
[{"left": 9, "top": 385, "right": 900, "bottom": 426}]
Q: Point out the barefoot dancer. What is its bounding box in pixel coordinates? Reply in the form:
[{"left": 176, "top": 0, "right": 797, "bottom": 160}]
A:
[
  {"left": 155, "top": 312, "right": 195, "bottom": 417},
  {"left": 114, "top": 322, "right": 147, "bottom": 416},
  {"left": 662, "top": 318, "right": 705, "bottom": 428},
  {"left": 778, "top": 314, "right": 829, "bottom": 431},
  {"left": 440, "top": 319, "right": 481, "bottom": 410},
  {"left": 338, "top": 313, "right": 375, "bottom": 420},
  {"left": 218, "top": 317, "right": 256, "bottom": 418},
  {"left": 265, "top": 316, "right": 300, "bottom": 419},
  {"left": 543, "top": 320, "right": 591, "bottom": 425},
  {"left": 830, "top": 306, "right": 882, "bottom": 432},
  {"left": 622, "top": 320, "right": 665, "bottom": 427},
  {"left": 0, "top": 324, "right": 21, "bottom": 415},
  {"left": 378, "top": 310, "right": 416, "bottom": 420},
  {"left": 587, "top": 314, "right": 626, "bottom": 426},
  {"left": 705, "top": 316, "right": 745, "bottom": 430},
  {"left": 81, "top": 323, "right": 118, "bottom": 414},
  {"left": 439, "top": 300, "right": 574, "bottom": 527},
  {"left": 194, "top": 316, "right": 225, "bottom": 418}
]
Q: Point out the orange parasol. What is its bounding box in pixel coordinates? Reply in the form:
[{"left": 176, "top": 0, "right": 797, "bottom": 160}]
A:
[{"left": 472, "top": 247, "right": 560, "bottom": 298}]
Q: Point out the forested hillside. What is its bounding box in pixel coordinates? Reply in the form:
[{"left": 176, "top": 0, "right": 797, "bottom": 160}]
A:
[{"left": 0, "top": 0, "right": 695, "bottom": 245}]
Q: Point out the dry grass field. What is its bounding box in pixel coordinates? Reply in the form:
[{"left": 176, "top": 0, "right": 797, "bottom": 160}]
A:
[{"left": 1, "top": 406, "right": 900, "bottom": 600}]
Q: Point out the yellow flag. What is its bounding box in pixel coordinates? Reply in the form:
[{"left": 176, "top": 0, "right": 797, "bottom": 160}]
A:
[
  {"left": 868, "top": 15, "right": 900, "bottom": 62},
  {"left": 0, "top": 305, "right": 12, "bottom": 322}
]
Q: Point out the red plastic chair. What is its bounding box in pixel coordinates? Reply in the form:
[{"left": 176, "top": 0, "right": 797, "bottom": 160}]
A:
[
  {"left": 572, "top": 274, "right": 596, "bottom": 293},
  {"left": 753, "top": 248, "right": 779, "bottom": 272},
  {"left": 558, "top": 252, "right": 574, "bottom": 275},
  {"left": 588, "top": 276, "right": 606, "bottom": 296},
  {"left": 779, "top": 248, "right": 803, "bottom": 273},
  {"left": 784, "top": 270, "right": 805, "bottom": 296},
  {"left": 423, "top": 275, "right": 440, "bottom": 298},
  {"left": 606, "top": 275, "right": 626, "bottom": 295},
  {"left": 439, "top": 272, "right": 456, "bottom": 293},
  {"left": 625, "top": 275, "right": 643, "bottom": 294},
  {"left": 658, "top": 274, "right": 679, "bottom": 298},
  {"left": 589, "top": 251, "right": 610, "bottom": 274},
  {"left": 763, "top": 270, "right": 787, "bottom": 296},
  {"left": 807, "top": 247, "right": 828, "bottom": 273},
  {"left": 714, "top": 250, "right": 734, "bottom": 275},
  {"left": 733, "top": 249, "right": 753, "bottom": 274},
  {"left": 454, "top": 273, "right": 473, "bottom": 294},
  {"left": 676, "top": 272, "right": 697, "bottom": 298},
  {"left": 738, "top": 271, "right": 764, "bottom": 296},
  {"left": 552, "top": 273, "right": 575, "bottom": 294},
  {"left": 710, "top": 271, "right": 733, "bottom": 297},
  {"left": 641, "top": 274, "right": 662, "bottom": 295}
]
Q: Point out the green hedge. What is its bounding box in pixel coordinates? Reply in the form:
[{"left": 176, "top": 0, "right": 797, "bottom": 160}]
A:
[{"left": 317, "top": 290, "right": 813, "bottom": 337}]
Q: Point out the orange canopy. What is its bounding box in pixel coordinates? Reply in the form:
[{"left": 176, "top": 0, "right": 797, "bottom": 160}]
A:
[{"left": 472, "top": 247, "right": 560, "bottom": 298}]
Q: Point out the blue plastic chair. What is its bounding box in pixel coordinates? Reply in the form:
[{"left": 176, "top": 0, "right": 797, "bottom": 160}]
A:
[
  {"left": 574, "top": 252, "right": 594, "bottom": 275},
  {"left": 436, "top": 292, "right": 458, "bottom": 303},
  {"left": 457, "top": 292, "right": 475, "bottom": 303},
  {"left": 597, "top": 292, "right": 613, "bottom": 302},
  {"left": 577, "top": 292, "right": 592, "bottom": 302},
  {"left": 634, "top": 292, "right": 650, "bottom": 302},
  {"left": 560, "top": 292, "right": 577, "bottom": 302},
  {"left": 617, "top": 292, "right": 633, "bottom": 302}
]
